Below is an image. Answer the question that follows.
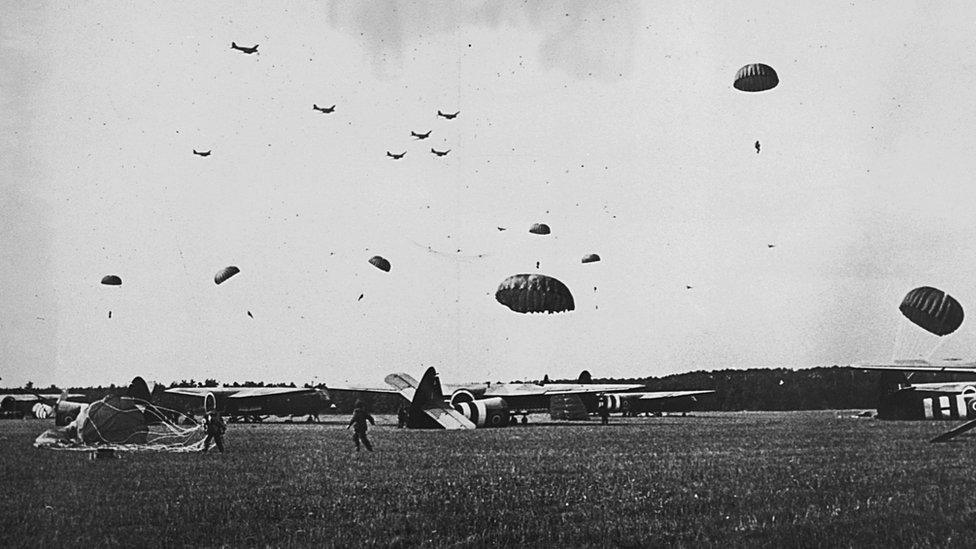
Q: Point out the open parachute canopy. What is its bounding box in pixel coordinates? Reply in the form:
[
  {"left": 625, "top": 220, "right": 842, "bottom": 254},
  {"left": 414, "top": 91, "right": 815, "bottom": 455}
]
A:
[
  {"left": 734, "top": 63, "right": 779, "bottom": 92},
  {"left": 581, "top": 253, "right": 601, "bottom": 264},
  {"left": 495, "top": 274, "right": 575, "bottom": 314},
  {"left": 214, "top": 265, "right": 240, "bottom": 285},
  {"left": 899, "top": 286, "right": 964, "bottom": 336},
  {"left": 529, "top": 223, "right": 551, "bottom": 235},
  {"left": 100, "top": 275, "right": 122, "bottom": 286},
  {"left": 369, "top": 255, "right": 391, "bottom": 272}
]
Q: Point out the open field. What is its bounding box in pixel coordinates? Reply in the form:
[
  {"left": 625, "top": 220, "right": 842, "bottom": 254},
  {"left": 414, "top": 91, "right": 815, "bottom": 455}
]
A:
[{"left": 3, "top": 412, "right": 976, "bottom": 547}]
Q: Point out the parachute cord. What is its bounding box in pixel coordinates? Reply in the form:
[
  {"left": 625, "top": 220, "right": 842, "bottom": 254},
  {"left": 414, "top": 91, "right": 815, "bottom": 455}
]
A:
[{"left": 65, "top": 398, "right": 206, "bottom": 452}]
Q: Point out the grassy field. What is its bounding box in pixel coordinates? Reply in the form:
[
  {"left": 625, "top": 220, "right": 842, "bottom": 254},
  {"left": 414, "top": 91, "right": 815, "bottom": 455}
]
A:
[{"left": 3, "top": 411, "right": 976, "bottom": 547}]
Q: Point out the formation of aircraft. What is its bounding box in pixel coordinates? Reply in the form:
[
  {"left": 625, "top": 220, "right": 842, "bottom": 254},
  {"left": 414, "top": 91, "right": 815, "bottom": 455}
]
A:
[{"left": 853, "top": 360, "right": 976, "bottom": 442}]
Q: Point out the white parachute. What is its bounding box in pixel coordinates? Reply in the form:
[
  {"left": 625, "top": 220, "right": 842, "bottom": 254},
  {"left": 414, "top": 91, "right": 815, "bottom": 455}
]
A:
[{"left": 35, "top": 395, "right": 205, "bottom": 453}]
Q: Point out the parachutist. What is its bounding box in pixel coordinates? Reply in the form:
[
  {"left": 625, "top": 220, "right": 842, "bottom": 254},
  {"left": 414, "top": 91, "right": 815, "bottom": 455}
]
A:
[
  {"left": 347, "top": 403, "right": 375, "bottom": 451},
  {"left": 202, "top": 411, "right": 226, "bottom": 453}
]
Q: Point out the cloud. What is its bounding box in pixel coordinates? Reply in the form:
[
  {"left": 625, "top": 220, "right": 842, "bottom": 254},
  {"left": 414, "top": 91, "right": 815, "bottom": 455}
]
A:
[{"left": 326, "top": 0, "right": 641, "bottom": 79}]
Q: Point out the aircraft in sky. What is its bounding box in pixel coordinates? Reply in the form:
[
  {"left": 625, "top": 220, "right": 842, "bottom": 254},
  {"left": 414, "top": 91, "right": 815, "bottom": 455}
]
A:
[
  {"left": 853, "top": 360, "right": 976, "bottom": 442},
  {"left": 230, "top": 42, "right": 258, "bottom": 54}
]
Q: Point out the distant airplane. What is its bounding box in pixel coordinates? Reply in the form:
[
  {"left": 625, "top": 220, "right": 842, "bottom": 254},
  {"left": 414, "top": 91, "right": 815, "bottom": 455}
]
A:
[
  {"left": 411, "top": 131, "right": 431, "bottom": 139},
  {"left": 193, "top": 149, "right": 211, "bottom": 157},
  {"left": 431, "top": 148, "right": 451, "bottom": 157},
  {"left": 313, "top": 104, "right": 335, "bottom": 113},
  {"left": 375, "top": 367, "right": 649, "bottom": 428},
  {"left": 231, "top": 42, "right": 258, "bottom": 54},
  {"left": 599, "top": 390, "right": 714, "bottom": 417},
  {"left": 755, "top": 140, "right": 761, "bottom": 154},
  {"left": 130, "top": 377, "right": 336, "bottom": 423},
  {"left": 1, "top": 392, "right": 86, "bottom": 420},
  {"left": 387, "top": 151, "right": 406, "bottom": 160},
  {"left": 852, "top": 361, "right": 976, "bottom": 442},
  {"left": 437, "top": 110, "right": 460, "bottom": 119}
]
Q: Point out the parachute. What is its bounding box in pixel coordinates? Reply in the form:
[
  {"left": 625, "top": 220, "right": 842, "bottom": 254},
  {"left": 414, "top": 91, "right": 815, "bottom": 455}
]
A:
[
  {"left": 369, "top": 255, "right": 391, "bottom": 272},
  {"left": 101, "top": 275, "right": 122, "bottom": 286},
  {"left": 214, "top": 266, "right": 240, "bottom": 285},
  {"left": 899, "top": 287, "right": 964, "bottom": 336},
  {"left": 78, "top": 396, "right": 148, "bottom": 445},
  {"left": 529, "top": 223, "right": 551, "bottom": 235},
  {"left": 581, "top": 254, "right": 601, "bottom": 264},
  {"left": 495, "top": 274, "right": 575, "bottom": 314},
  {"left": 893, "top": 286, "right": 964, "bottom": 360},
  {"left": 733, "top": 63, "right": 778, "bottom": 92},
  {"left": 35, "top": 395, "right": 205, "bottom": 453}
]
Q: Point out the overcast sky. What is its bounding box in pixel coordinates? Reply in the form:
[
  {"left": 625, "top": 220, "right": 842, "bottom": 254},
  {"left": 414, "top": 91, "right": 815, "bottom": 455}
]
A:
[{"left": 4, "top": 1, "right": 976, "bottom": 388}]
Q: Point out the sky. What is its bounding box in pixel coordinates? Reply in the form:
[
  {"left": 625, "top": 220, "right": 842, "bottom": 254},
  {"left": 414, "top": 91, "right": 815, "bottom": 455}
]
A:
[{"left": 4, "top": 1, "right": 976, "bottom": 388}]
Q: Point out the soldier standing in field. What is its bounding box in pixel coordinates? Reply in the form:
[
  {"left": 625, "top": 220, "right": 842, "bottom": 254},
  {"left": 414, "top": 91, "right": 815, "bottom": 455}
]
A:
[
  {"left": 347, "top": 402, "right": 375, "bottom": 451},
  {"left": 202, "top": 410, "right": 226, "bottom": 453},
  {"left": 598, "top": 399, "right": 610, "bottom": 425},
  {"left": 397, "top": 404, "right": 409, "bottom": 428}
]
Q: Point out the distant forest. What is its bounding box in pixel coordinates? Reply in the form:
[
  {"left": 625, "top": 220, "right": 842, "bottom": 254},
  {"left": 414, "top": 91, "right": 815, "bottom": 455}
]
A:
[{"left": 7, "top": 367, "right": 976, "bottom": 412}]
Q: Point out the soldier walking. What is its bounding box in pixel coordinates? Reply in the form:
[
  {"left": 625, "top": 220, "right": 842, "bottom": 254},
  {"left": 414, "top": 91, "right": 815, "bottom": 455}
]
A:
[
  {"left": 347, "top": 403, "right": 375, "bottom": 451},
  {"left": 202, "top": 410, "right": 226, "bottom": 453}
]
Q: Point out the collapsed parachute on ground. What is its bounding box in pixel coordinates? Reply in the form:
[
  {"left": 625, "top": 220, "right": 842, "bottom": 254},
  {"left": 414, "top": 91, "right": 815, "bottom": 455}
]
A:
[
  {"left": 369, "top": 255, "right": 391, "bottom": 272},
  {"left": 101, "top": 275, "right": 122, "bottom": 286},
  {"left": 899, "top": 286, "right": 964, "bottom": 336},
  {"left": 529, "top": 223, "right": 551, "bottom": 235},
  {"left": 35, "top": 395, "right": 204, "bottom": 452},
  {"left": 581, "top": 254, "right": 600, "bottom": 264},
  {"left": 495, "top": 274, "right": 574, "bottom": 314},
  {"left": 734, "top": 63, "right": 779, "bottom": 92},
  {"left": 214, "top": 266, "right": 240, "bottom": 285}
]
